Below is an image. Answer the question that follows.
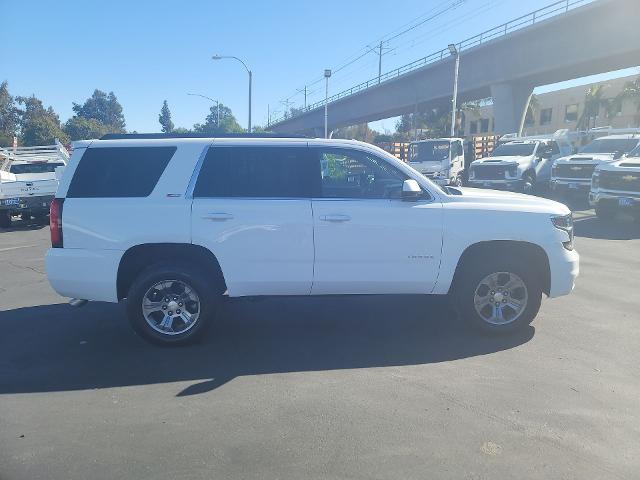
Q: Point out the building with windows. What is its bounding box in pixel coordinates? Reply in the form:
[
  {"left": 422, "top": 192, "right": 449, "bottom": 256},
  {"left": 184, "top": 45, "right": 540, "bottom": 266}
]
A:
[{"left": 463, "top": 74, "right": 639, "bottom": 137}]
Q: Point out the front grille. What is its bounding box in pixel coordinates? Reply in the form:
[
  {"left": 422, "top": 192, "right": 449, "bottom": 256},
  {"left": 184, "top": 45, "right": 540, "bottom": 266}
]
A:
[
  {"left": 554, "top": 164, "right": 596, "bottom": 179},
  {"left": 599, "top": 171, "right": 640, "bottom": 191},
  {"left": 473, "top": 165, "right": 506, "bottom": 180}
]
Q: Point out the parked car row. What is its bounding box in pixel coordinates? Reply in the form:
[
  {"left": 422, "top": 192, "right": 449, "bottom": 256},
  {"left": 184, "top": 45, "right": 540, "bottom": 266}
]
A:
[{"left": 458, "top": 129, "right": 640, "bottom": 222}]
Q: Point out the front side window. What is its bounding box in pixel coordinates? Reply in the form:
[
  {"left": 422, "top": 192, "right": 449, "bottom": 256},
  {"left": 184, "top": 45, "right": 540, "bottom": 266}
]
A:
[
  {"left": 193, "top": 146, "right": 314, "bottom": 198},
  {"left": 315, "top": 148, "right": 408, "bottom": 199}
]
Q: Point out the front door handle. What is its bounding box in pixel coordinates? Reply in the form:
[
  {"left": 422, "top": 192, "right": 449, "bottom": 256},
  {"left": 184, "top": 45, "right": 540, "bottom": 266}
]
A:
[
  {"left": 320, "top": 214, "right": 351, "bottom": 222},
  {"left": 203, "top": 212, "right": 234, "bottom": 221}
]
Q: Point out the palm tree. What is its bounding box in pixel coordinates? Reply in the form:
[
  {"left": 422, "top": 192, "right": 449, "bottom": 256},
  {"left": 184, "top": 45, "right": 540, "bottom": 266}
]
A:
[{"left": 577, "top": 84, "right": 606, "bottom": 130}]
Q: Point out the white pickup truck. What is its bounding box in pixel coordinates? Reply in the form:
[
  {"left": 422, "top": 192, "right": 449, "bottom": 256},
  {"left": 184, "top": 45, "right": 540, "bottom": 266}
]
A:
[
  {"left": 468, "top": 131, "right": 573, "bottom": 194},
  {"left": 46, "top": 134, "right": 579, "bottom": 345},
  {"left": 551, "top": 131, "right": 640, "bottom": 198},
  {"left": 408, "top": 138, "right": 465, "bottom": 187},
  {"left": 590, "top": 144, "right": 640, "bottom": 221},
  {"left": 0, "top": 142, "right": 69, "bottom": 228}
]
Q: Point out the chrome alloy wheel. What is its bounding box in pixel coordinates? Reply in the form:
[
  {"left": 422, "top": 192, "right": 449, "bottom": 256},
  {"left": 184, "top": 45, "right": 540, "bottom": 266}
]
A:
[
  {"left": 473, "top": 272, "right": 528, "bottom": 325},
  {"left": 141, "top": 280, "right": 201, "bottom": 335}
]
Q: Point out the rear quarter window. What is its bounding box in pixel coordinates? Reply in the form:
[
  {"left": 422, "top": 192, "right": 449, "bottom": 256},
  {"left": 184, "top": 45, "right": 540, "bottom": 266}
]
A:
[{"left": 67, "top": 146, "right": 176, "bottom": 198}]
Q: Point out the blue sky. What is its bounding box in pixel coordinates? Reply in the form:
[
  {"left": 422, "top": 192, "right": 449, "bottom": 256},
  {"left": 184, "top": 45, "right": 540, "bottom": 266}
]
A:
[{"left": 1, "top": 0, "right": 637, "bottom": 133}]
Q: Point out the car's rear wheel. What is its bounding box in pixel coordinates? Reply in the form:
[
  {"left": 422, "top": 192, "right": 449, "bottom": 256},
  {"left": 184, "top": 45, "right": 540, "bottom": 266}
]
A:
[
  {"left": 521, "top": 172, "right": 535, "bottom": 195},
  {"left": 126, "top": 263, "right": 219, "bottom": 346},
  {"left": 455, "top": 257, "right": 542, "bottom": 334}
]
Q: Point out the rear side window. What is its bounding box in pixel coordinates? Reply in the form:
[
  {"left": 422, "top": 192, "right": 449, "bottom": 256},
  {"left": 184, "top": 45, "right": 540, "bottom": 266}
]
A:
[
  {"left": 193, "top": 146, "right": 314, "bottom": 198},
  {"left": 67, "top": 147, "right": 176, "bottom": 198}
]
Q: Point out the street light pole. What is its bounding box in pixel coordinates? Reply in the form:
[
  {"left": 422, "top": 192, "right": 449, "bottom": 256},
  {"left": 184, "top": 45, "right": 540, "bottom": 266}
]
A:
[
  {"left": 187, "top": 92, "right": 220, "bottom": 127},
  {"left": 324, "top": 69, "right": 332, "bottom": 139},
  {"left": 448, "top": 44, "right": 460, "bottom": 138},
  {"left": 212, "top": 55, "right": 252, "bottom": 132}
]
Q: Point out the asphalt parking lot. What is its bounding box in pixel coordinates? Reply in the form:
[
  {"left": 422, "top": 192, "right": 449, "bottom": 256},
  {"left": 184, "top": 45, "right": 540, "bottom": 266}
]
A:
[{"left": 0, "top": 206, "right": 639, "bottom": 480}]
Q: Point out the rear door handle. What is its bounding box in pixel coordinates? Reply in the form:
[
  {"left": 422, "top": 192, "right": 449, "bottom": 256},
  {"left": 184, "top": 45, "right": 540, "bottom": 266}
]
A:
[
  {"left": 319, "top": 214, "right": 351, "bottom": 222},
  {"left": 203, "top": 212, "right": 234, "bottom": 221}
]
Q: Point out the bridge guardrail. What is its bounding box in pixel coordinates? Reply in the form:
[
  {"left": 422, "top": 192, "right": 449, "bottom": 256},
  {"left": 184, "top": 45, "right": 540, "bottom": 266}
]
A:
[{"left": 270, "top": 0, "right": 592, "bottom": 126}]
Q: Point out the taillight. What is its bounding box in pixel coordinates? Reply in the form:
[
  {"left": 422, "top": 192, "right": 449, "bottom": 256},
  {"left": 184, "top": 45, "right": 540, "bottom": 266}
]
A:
[{"left": 50, "top": 198, "right": 64, "bottom": 248}]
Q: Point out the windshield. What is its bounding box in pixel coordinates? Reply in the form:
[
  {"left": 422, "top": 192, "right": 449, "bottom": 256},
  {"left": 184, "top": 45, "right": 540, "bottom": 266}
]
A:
[
  {"left": 491, "top": 143, "right": 536, "bottom": 157},
  {"left": 409, "top": 141, "right": 450, "bottom": 163},
  {"left": 627, "top": 144, "right": 640, "bottom": 157},
  {"left": 9, "top": 162, "right": 65, "bottom": 174},
  {"left": 579, "top": 138, "right": 639, "bottom": 154}
]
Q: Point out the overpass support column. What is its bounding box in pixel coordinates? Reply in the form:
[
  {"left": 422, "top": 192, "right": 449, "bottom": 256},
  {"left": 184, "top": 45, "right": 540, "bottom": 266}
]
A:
[{"left": 490, "top": 82, "right": 534, "bottom": 136}]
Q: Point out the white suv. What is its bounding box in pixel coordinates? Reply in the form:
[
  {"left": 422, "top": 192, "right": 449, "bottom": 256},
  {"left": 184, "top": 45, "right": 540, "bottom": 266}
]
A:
[{"left": 46, "top": 134, "right": 579, "bottom": 345}]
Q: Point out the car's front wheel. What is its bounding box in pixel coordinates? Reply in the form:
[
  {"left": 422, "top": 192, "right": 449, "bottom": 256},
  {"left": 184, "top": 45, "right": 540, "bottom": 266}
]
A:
[
  {"left": 455, "top": 257, "right": 542, "bottom": 334},
  {"left": 126, "top": 263, "right": 219, "bottom": 346}
]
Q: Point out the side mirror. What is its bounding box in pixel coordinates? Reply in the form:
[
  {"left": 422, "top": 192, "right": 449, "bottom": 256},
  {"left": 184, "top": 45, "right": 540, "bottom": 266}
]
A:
[{"left": 402, "top": 179, "right": 423, "bottom": 201}]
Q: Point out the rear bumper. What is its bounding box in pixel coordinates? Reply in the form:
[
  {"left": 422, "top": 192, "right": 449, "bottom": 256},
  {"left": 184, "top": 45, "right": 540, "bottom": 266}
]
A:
[
  {"left": 0, "top": 195, "right": 53, "bottom": 215},
  {"left": 45, "top": 248, "right": 122, "bottom": 302},
  {"left": 547, "top": 246, "right": 579, "bottom": 298}
]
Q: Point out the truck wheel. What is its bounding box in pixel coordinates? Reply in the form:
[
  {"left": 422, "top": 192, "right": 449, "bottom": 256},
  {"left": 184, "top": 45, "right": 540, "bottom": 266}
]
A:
[
  {"left": 595, "top": 205, "right": 616, "bottom": 221},
  {"left": 521, "top": 173, "right": 535, "bottom": 195},
  {"left": 453, "top": 174, "right": 463, "bottom": 187},
  {"left": 455, "top": 257, "right": 542, "bottom": 334},
  {"left": 126, "top": 263, "right": 220, "bottom": 346},
  {"left": 0, "top": 212, "right": 11, "bottom": 228}
]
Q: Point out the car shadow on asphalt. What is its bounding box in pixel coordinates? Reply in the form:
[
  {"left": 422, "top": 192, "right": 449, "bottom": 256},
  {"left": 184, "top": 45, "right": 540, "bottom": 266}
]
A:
[
  {"left": 0, "top": 296, "right": 534, "bottom": 397},
  {"left": 0, "top": 217, "right": 49, "bottom": 233},
  {"left": 573, "top": 213, "right": 640, "bottom": 240}
]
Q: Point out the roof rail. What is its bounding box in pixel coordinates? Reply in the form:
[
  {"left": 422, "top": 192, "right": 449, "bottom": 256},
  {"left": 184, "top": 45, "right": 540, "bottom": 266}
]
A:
[{"left": 99, "top": 132, "right": 311, "bottom": 140}]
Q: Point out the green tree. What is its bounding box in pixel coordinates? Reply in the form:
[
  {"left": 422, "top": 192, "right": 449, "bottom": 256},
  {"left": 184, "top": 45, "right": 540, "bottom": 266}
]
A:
[
  {"left": 396, "top": 106, "right": 450, "bottom": 139},
  {"left": 616, "top": 76, "right": 640, "bottom": 126},
  {"left": 72, "top": 89, "right": 126, "bottom": 131},
  {"left": 333, "top": 123, "right": 379, "bottom": 143},
  {"left": 64, "top": 116, "right": 111, "bottom": 140},
  {"left": 0, "top": 81, "right": 20, "bottom": 147},
  {"left": 193, "top": 103, "right": 243, "bottom": 134},
  {"left": 158, "top": 100, "right": 174, "bottom": 133},
  {"left": 17, "top": 95, "right": 68, "bottom": 146},
  {"left": 577, "top": 84, "right": 606, "bottom": 130}
]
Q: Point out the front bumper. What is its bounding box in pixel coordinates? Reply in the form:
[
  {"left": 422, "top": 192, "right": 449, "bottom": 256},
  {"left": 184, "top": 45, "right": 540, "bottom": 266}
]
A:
[
  {"left": 0, "top": 195, "right": 54, "bottom": 214},
  {"left": 550, "top": 179, "right": 591, "bottom": 194},
  {"left": 467, "top": 179, "right": 522, "bottom": 191},
  {"left": 547, "top": 246, "right": 580, "bottom": 298},
  {"left": 589, "top": 190, "right": 640, "bottom": 209}
]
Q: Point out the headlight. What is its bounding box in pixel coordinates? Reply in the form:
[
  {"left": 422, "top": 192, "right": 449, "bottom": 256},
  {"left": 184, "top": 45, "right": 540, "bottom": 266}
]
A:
[
  {"left": 551, "top": 213, "right": 574, "bottom": 250},
  {"left": 591, "top": 171, "right": 599, "bottom": 189},
  {"left": 507, "top": 165, "right": 518, "bottom": 177}
]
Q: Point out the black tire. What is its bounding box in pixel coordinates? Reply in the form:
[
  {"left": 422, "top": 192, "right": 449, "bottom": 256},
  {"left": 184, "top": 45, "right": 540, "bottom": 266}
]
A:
[
  {"left": 126, "top": 263, "right": 221, "bottom": 346},
  {"left": 0, "top": 212, "right": 11, "bottom": 228},
  {"left": 453, "top": 174, "right": 463, "bottom": 187},
  {"left": 521, "top": 172, "right": 536, "bottom": 195},
  {"left": 454, "top": 255, "right": 542, "bottom": 335},
  {"left": 595, "top": 205, "right": 616, "bottom": 221}
]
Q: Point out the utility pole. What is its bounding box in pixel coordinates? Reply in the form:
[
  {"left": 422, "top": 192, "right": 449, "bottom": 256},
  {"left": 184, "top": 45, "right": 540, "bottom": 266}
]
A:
[
  {"left": 448, "top": 44, "right": 460, "bottom": 137},
  {"left": 378, "top": 41, "right": 383, "bottom": 84},
  {"left": 297, "top": 86, "right": 308, "bottom": 109}
]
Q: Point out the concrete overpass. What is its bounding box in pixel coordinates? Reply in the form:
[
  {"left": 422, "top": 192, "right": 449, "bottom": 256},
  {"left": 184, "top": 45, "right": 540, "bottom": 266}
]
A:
[{"left": 269, "top": 0, "right": 640, "bottom": 136}]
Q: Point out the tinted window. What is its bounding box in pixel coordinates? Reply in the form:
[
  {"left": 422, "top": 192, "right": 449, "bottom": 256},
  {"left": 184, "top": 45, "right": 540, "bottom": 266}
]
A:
[
  {"left": 67, "top": 147, "right": 175, "bottom": 198},
  {"left": 491, "top": 143, "right": 536, "bottom": 157},
  {"left": 194, "top": 146, "right": 314, "bottom": 198},
  {"left": 579, "top": 138, "right": 639, "bottom": 154},
  {"left": 10, "top": 162, "right": 65, "bottom": 174},
  {"left": 409, "top": 141, "right": 449, "bottom": 163},
  {"left": 317, "top": 148, "right": 408, "bottom": 199}
]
